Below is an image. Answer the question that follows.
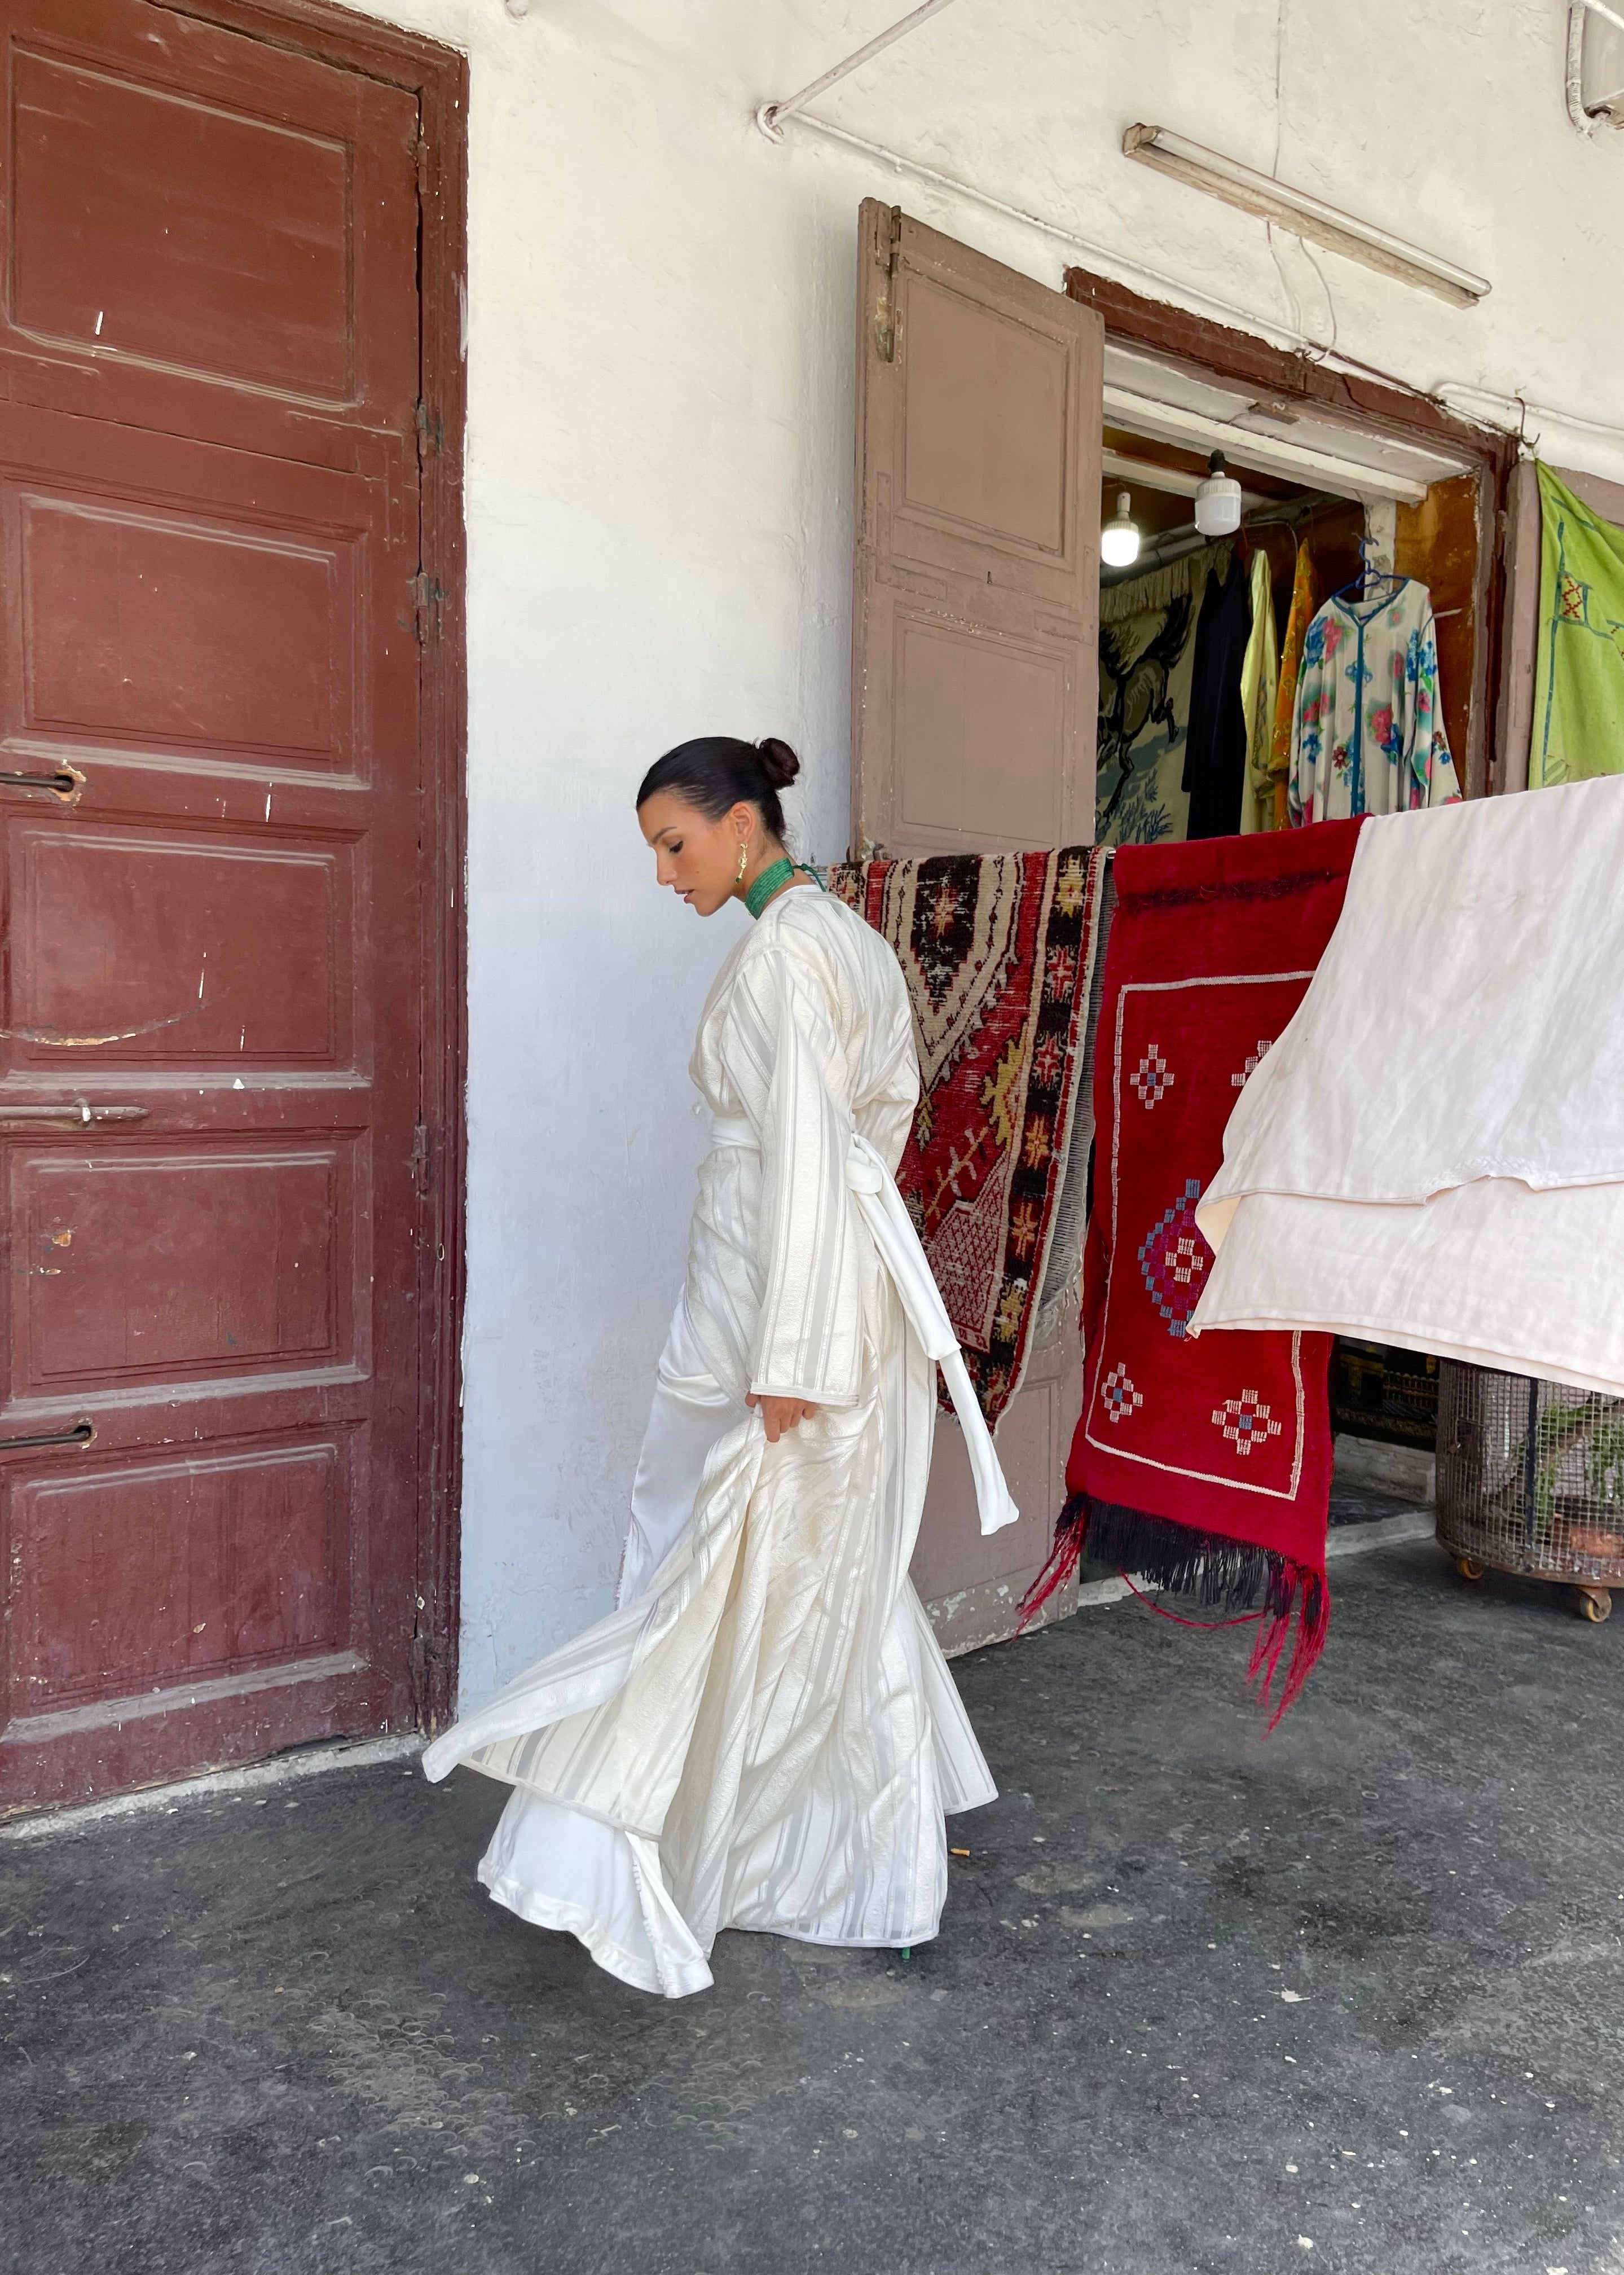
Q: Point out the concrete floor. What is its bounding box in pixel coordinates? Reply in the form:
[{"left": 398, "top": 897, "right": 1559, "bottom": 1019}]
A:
[{"left": 5, "top": 1531, "right": 1623, "bottom": 2275}]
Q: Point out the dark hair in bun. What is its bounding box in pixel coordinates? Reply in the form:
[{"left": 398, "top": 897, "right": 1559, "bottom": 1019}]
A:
[{"left": 636, "top": 735, "right": 801, "bottom": 843}]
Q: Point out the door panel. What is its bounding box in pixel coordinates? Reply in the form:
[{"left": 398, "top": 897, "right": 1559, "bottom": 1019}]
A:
[
  {"left": 12, "top": 1143, "right": 352, "bottom": 1389},
  {"left": 0, "top": 0, "right": 418, "bottom": 459},
  {"left": 896, "top": 278, "right": 1075, "bottom": 564},
  {"left": 14, "top": 44, "right": 354, "bottom": 398},
  {"left": 0, "top": 0, "right": 425, "bottom": 1810},
  {"left": 912, "top": 1321, "right": 1084, "bottom": 1657},
  {"left": 11, "top": 825, "right": 351, "bottom": 1064},
  {"left": 21, "top": 498, "right": 355, "bottom": 763},
  {"left": 852, "top": 199, "right": 1103, "bottom": 857},
  {"left": 852, "top": 202, "right": 1103, "bottom": 1647},
  {"left": 13, "top": 1438, "right": 349, "bottom": 1712},
  {"left": 894, "top": 614, "right": 1071, "bottom": 845}
]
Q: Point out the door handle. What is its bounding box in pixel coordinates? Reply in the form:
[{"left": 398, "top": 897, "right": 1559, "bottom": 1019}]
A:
[
  {"left": 0, "top": 1103, "right": 149, "bottom": 1127},
  {"left": 0, "top": 1420, "right": 93, "bottom": 1451},
  {"left": 0, "top": 763, "right": 85, "bottom": 805}
]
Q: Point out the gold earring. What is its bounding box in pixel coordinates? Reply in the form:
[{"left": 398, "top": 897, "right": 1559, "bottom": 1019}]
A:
[{"left": 736, "top": 842, "right": 748, "bottom": 884}]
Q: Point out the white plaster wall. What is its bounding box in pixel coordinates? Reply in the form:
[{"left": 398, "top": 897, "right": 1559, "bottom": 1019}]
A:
[{"left": 337, "top": 0, "right": 1624, "bottom": 1708}]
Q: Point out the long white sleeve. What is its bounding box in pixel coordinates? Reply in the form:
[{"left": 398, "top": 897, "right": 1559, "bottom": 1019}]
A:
[{"left": 724, "top": 938, "right": 868, "bottom": 1406}]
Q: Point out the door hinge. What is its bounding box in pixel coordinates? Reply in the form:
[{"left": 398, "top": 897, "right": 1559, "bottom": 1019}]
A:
[
  {"left": 873, "top": 203, "right": 903, "bottom": 363},
  {"left": 410, "top": 570, "right": 446, "bottom": 644},
  {"left": 413, "top": 124, "right": 432, "bottom": 197},
  {"left": 411, "top": 1120, "right": 433, "bottom": 1194},
  {"left": 415, "top": 399, "right": 443, "bottom": 461}
]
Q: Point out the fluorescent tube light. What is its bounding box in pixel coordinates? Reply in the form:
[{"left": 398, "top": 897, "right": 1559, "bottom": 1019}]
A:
[
  {"left": 1104, "top": 384, "right": 1432, "bottom": 504},
  {"left": 1123, "top": 124, "right": 1490, "bottom": 309},
  {"left": 1100, "top": 447, "right": 1269, "bottom": 505}
]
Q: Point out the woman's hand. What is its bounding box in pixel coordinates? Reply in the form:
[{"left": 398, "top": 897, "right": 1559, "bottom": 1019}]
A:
[{"left": 746, "top": 1393, "right": 818, "bottom": 1444}]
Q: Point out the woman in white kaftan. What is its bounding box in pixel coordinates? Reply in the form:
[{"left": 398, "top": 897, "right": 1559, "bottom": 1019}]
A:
[{"left": 423, "top": 735, "right": 1016, "bottom": 1998}]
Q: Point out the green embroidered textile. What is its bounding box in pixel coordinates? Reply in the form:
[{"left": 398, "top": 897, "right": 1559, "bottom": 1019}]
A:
[{"left": 1531, "top": 462, "right": 1624, "bottom": 788}]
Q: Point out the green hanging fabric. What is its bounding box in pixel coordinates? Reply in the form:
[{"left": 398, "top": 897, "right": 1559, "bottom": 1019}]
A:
[{"left": 1530, "top": 462, "right": 1624, "bottom": 788}]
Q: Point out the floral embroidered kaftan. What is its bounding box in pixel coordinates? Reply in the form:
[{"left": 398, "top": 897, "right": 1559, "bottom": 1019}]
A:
[{"left": 1288, "top": 579, "right": 1461, "bottom": 823}]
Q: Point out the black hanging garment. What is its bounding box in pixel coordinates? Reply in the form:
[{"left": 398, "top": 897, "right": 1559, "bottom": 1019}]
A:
[{"left": 1181, "top": 554, "right": 1253, "bottom": 840}]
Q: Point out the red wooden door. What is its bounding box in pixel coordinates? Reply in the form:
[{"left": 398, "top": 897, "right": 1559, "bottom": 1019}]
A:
[{"left": 0, "top": 0, "right": 430, "bottom": 1808}]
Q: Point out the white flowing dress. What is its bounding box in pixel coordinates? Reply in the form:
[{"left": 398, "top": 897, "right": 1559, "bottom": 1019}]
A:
[{"left": 422, "top": 886, "right": 1016, "bottom": 1997}]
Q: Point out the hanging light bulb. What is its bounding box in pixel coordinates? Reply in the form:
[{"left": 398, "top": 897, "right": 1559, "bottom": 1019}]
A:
[
  {"left": 1101, "top": 489, "right": 1141, "bottom": 568},
  {"left": 1194, "top": 449, "right": 1243, "bottom": 537}
]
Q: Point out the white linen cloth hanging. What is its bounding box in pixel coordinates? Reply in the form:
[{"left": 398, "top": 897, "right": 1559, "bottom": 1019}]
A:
[
  {"left": 424, "top": 888, "right": 1015, "bottom": 1997},
  {"left": 1189, "top": 778, "right": 1624, "bottom": 1395},
  {"left": 1288, "top": 578, "right": 1462, "bottom": 822}
]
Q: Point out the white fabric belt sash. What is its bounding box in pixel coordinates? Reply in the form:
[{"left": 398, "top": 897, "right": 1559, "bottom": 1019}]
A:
[{"left": 710, "top": 1115, "right": 1019, "bottom": 1536}]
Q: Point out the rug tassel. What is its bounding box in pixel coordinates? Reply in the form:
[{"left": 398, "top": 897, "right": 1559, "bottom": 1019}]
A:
[
  {"left": 1249, "top": 1567, "right": 1330, "bottom": 1729},
  {"left": 1020, "top": 1492, "right": 1330, "bottom": 1724},
  {"left": 1016, "top": 1493, "right": 1089, "bottom": 1629}
]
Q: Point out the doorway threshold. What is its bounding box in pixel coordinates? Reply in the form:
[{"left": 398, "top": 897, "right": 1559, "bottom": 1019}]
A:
[{"left": 1, "top": 1731, "right": 424, "bottom": 1841}]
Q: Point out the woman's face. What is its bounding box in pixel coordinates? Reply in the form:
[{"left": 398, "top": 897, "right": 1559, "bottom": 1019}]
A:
[{"left": 639, "top": 792, "right": 758, "bottom": 916}]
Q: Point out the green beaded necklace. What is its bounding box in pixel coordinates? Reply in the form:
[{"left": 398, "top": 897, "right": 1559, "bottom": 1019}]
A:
[{"left": 744, "top": 856, "right": 824, "bottom": 920}]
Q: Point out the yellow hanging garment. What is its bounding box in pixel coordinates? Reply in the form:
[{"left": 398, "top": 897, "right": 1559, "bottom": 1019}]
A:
[
  {"left": 1269, "top": 542, "right": 1317, "bottom": 829},
  {"left": 1239, "top": 547, "right": 1279, "bottom": 833}
]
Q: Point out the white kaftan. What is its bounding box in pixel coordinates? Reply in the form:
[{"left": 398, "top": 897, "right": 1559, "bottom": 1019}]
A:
[{"left": 423, "top": 887, "right": 1014, "bottom": 1997}]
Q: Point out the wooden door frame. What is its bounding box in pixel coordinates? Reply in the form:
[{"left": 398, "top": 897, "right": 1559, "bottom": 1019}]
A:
[
  {"left": 155, "top": 0, "right": 469, "bottom": 1732},
  {"left": 1064, "top": 267, "right": 1519, "bottom": 800}
]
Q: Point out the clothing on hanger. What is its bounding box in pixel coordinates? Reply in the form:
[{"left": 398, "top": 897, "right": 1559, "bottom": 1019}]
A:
[
  {"left": 1530, "top": 461, "right": 1624, "bottom": 788},
  {"left": 1269, "top": 542, "right": 1318, "bottom": 829},
  {"left": 1238, "top": 547, "right": 1280, "bottom": 834},
  {"left": 1181, "top": 552, "right": 1253, "bottom": 839},
  {"left": 1289, "top": 577, "right": 1461, "bottom": 823}
]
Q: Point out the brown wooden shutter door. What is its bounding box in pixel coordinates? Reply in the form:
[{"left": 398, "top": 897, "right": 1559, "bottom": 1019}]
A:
[
  {"left": 851, "top": 200, "right": 1103, "bottom": 857},
  {"left": 851, "top": 201, "right": 1104, "bottom": 1650}
]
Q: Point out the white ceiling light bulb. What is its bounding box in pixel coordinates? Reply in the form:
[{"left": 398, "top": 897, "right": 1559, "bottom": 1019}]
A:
[
  {"left": 1194, "top": 450, "right": 1243, "bottom": 537},
  {"left": 1101, "top": 489, "right": 1141, "bottom": 568}
]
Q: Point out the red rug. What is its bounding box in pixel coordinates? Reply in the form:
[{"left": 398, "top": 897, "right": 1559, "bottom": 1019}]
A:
[
  {"left": 1022, "top": 820, "right": 1365, "bottom": 1719},
  {"left": 829, "top": 849, "right": 1108, "bottom": 1429}
]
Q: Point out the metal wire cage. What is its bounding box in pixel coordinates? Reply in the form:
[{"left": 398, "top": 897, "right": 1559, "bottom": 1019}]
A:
[{"left": 1436, "top": 1360, "right": 1624, "bottom": 1621}]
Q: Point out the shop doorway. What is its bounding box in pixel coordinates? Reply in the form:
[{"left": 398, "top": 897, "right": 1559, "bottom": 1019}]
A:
[
  {"left": 851, "top": 201, "right": 1511, "bottom": 1650},
  {"left": 0, "top": 0, "right": 466, "bottom": 1811}
]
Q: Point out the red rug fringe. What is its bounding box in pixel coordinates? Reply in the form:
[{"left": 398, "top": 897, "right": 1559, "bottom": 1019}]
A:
[{"left": 1019, "top": 1493, "right": 1330, "bottom": 1727}]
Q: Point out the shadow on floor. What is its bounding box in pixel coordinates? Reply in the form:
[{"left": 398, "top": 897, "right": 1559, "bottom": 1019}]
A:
[{"left": 4, "top": 1536, "right": 1622, "bottom": 2275}]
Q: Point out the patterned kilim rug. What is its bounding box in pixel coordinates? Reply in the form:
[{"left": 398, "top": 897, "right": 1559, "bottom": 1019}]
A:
[
  {"left": 1022, "top": 820, "right": 1365, "bottom": 1719},
  {"left": 829, "top": 849, "right": 1110, "bottom": 1431}
]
